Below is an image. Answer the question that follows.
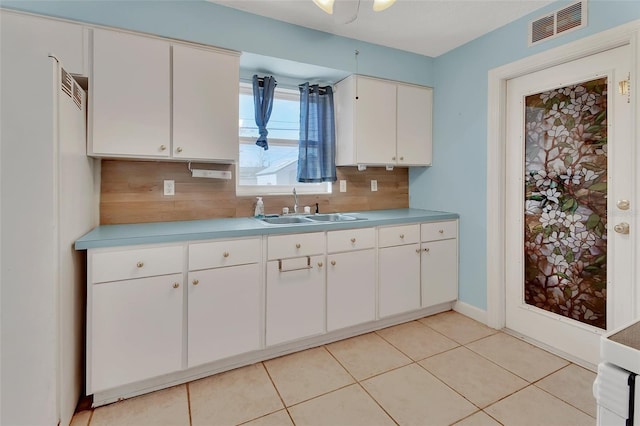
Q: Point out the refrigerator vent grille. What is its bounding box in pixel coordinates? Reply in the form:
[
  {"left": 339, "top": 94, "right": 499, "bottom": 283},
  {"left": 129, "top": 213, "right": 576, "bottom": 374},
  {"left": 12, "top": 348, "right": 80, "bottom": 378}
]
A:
[{"left": 61, "top": 68, "right": 82, "bottom": 110}]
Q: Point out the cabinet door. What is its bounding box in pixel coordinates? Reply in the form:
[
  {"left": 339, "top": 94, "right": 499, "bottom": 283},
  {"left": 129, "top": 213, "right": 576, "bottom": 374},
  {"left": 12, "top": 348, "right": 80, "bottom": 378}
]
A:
[
  {"left": 354, "top": 77, "right": 397, "bottom": 165},
  {"left": 397, "top": 84, "right": 432, "bottom": 166},
  {"left": 188, "top": 264, "right": 261, "bottom": 367},
  {"left": 421, "top": 239, "right": 458, "bottom": 307},
  {"left": 90, "top": 29, "right": 170, "bottom": 157},
  {"left": 378, "top": 244, "right": 421, "bottom": 317},
  {"left": 90, "top": 274, "right": 182, "bottom": 393},
  {"left": 327, "top": 249, "right": 375, "bottom": 331},
  {"left": 266, "top": 255, "right": 325, "bottom": 346},
  {"left": 173, "top": 45, "right": 239, "bottom": 161}
]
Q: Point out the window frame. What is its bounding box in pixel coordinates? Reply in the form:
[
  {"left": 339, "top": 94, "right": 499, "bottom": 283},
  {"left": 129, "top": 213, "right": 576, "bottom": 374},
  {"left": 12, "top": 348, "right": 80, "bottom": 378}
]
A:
[{"left": 235, "top": 83, "right": 332, "bottom": 197}]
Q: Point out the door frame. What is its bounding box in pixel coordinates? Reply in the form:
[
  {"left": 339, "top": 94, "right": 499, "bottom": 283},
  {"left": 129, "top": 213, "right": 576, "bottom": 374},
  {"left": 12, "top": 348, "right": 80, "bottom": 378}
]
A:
[{"left": 487, "top": 20, "right": 640, "bottom": 331}]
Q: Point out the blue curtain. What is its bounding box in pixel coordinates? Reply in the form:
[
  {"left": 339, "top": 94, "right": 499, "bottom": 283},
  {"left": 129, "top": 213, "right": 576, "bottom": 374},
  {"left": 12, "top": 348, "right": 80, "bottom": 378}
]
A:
[
  {"left": 297, "top": 83, "right": 337, "bottom": 183},
  {"left": 252, "top": 75, "right": 277, "bottom": 150}
]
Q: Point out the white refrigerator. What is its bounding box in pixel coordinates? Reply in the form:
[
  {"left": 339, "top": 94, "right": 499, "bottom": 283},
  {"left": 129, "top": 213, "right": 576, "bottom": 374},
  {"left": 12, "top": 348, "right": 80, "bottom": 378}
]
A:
[{"left": 50, "top": 55, "right": 98, "bottom": 425}]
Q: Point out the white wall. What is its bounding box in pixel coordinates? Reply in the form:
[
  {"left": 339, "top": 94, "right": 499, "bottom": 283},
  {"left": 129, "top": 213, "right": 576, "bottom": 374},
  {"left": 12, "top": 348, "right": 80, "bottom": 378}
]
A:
[{"left": 0, "top": 10, "right": 96, "bottom": 426}]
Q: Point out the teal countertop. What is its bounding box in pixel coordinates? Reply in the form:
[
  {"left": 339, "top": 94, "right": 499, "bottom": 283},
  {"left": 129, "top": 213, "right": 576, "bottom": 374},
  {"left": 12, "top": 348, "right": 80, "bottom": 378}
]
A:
[{"left": 75, "top": 208, "right": 459, "bottom": 250}]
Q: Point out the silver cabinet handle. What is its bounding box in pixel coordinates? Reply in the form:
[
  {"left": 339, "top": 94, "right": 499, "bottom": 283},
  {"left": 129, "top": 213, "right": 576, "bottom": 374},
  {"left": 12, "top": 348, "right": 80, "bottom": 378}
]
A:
[
  {"left": 176, "top": 147, "right": 183, "bottom": 153},
  {"left": 173, "top": 282, "right": 180, "bottom": 289},
  {"left": 331, "top": 260, "right": 336, "bottom": 266},
  {"left": 223, "top": 252, "right": 230, "bottom": 258},
  {"left": 160, "top": 144, "right": 167, "bottom": 151},
  {"left": 350, "top": 238, "right": 356, "bottom": 243},
  {"left": 136, "top": 261, "right": 144, "bottom": 268},
  {"left": 295, "top": 243, "right": 301, "bottom": 249},
  {"left": 192, "top": 279, "right": 199, "bottom": 286},
  {"left": 399, "top": 234, "right": 405, "bottom": 239},
  {"left": 317, "top": 262, "right": 323, "bottom": 268}
]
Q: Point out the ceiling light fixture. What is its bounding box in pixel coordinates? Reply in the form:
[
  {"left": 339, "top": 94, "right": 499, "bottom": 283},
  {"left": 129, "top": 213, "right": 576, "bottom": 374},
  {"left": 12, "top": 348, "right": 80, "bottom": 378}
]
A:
[
  {"left": 312, "top": 0, "right": 396, "bottom": 15},
  {"left": 372, "top": 0, "right": 395, "bottom": 12}
]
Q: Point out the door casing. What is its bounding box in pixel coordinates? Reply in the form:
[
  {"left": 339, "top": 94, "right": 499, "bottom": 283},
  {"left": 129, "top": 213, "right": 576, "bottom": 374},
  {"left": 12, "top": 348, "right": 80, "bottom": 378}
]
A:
[{"left": 486, "top": 21, "right": 640, "bottom": 352}]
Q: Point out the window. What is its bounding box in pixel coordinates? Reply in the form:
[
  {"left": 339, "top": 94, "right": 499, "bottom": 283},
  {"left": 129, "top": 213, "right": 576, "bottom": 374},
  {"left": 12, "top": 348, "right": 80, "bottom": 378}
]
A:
[{"left": 236, "top": 83, "right": 332, "bottom": 196}]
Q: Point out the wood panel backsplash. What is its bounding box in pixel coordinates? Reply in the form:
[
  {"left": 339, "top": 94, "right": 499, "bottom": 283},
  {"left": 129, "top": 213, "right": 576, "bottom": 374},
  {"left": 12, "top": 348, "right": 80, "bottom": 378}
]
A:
[{"left": 100, "top": 160, "right": 409, "bottom": 224}]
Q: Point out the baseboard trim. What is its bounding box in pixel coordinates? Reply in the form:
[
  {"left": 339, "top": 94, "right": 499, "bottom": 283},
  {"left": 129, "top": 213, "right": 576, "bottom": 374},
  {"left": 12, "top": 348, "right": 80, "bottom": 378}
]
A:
[{"left": 453, "top": 301, "right": 488, "bottom": 325}]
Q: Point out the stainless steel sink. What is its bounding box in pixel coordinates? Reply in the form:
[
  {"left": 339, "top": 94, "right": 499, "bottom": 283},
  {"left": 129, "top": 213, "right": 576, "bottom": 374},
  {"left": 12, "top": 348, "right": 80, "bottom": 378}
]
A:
[
  {"left": 259, "top": 216, "right": 314, "bottom": 225},
  {"left": 306, "top": 214, "right": 363, "bottom": 222},
  {"left": 257, "top": 213, "right": 366, "bottom": 225}
]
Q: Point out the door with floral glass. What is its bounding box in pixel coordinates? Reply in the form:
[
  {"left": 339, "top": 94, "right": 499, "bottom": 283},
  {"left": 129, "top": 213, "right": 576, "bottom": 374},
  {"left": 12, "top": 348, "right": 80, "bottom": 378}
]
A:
[{"left": 505, "top": 45, "right": 633, "bottom": 366}]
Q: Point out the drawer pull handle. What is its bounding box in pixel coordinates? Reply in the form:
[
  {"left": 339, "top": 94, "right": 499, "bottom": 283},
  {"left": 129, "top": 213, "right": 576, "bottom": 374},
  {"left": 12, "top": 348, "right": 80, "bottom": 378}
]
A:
[
  {"left": 350, "top": 238, "right": 356, "bottom": 243},
  {"left": 317, "top": 262, "right": 323, "bottom": 268},
  {"left": 173, "top": 282, "right": 180, "bottom": 289},
  {"left": 416, "top": 248, "right": 421, "bottom": 253},
  {"left": 400, "top": 156, "right": 404, "bottom": 161},
  {"left": 136, "top": 261, "right": 144, "bottom": 268},
  {"left": 192, "top": 279, "right": 199, "bottom": 286},
  {"left": 392, "top": 156, "right": 396, "bottom": 160},
  {"left": 295, "top": 243, "right": 301, "bottom": 249},
  {"left": 160, "top": 144, "right": 167, "bottom": 151},
  {"left": 223, "top": 252, "right": 230, "bottom": 258},
  {"left": 400, "top": 234, "right": 405, "bottom": 239},
  {"left": 439, "top": 229, "right": 444, "bottom": 234},
  {"left": 176, "top": 147, "right": 183, "bottom": 153},
  {"left": 331, "top": 260, "right": 336, "bottom": 266},
  {"left": 424, "top": 248, "right": 430, "bottom": 253},
  {"left": 278, "top": 257, "right": 312, "bottom": 273}
]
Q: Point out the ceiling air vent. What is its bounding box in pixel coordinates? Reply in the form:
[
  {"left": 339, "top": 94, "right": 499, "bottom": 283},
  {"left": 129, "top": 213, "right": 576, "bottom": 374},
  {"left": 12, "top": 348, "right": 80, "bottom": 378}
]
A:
[{"left": 529, "top": 1, "right": 586, "bottom": 46}]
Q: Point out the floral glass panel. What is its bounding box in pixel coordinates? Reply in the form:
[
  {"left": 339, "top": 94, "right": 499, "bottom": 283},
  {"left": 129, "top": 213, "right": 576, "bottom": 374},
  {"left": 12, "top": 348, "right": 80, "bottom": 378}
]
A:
[{"left": 524, "top": 78, "right": 608, "bottom": 329}]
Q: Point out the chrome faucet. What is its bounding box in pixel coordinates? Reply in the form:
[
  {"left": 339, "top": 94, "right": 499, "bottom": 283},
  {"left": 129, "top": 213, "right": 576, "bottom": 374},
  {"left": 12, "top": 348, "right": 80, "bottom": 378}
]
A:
[{"left": 293, "top": 187, "right": 298, "bottom": 214}]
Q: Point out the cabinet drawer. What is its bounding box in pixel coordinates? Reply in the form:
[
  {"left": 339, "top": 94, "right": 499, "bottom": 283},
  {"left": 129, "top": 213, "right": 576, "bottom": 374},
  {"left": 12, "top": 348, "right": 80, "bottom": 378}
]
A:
[
  {"left": 91, "top": 246, "right": 183, "bottom": 283},
  {"left": 421, "top": 220, "right": 457, "bottom": 242},
  {"left": 327, "top": 228, "right": 375, "bottom": 253},
  {"left": 189, "top": 238, "right": 260, "bottom": 270},
  {"left": 378, "top": 224, "right": 420, "bottom": 248},
  {"left": 268, "top": 232, "right": 325, "bottom": 260}
]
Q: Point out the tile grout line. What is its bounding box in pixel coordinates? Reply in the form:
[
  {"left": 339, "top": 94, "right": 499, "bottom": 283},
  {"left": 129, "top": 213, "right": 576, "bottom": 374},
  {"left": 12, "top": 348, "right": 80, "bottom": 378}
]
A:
[
  {"left": 353, "top": 381, "right": 400, "bottom": 426},
  {"left": 236, "top": 362, "right": 291, "bottom": 425},
  {"left": 186, "top": 383, "right": 193, "bottom": 426},
  {"left": 531, "top": 382, "right": 597, "bottom": 419},
  {"left": 373, "top": 320, "right": 463, "bottom": 363},
  {"left": 461, "top": 332, "right": 569, "bottom": 384},
  {"left": 322, "top": 343, "right": 403, "bottom": 425}
]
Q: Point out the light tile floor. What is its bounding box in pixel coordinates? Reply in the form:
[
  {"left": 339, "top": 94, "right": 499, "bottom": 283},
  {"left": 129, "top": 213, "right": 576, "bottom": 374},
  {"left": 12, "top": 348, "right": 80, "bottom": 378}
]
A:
[{"left": 71, "top": 311, "right": 596, "bottom": 426}]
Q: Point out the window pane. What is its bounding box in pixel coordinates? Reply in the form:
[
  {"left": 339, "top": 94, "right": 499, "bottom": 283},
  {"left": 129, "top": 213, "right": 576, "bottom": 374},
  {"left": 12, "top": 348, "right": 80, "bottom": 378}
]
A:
[
  {"left": 238, "top": 86, "right": 330, "bottom": 194},
  {"left": 239, "top": 141, "right": 299, "bottom": 186},
  {"left": 239, "top": 92, "right": 299, "bottom": 140}
]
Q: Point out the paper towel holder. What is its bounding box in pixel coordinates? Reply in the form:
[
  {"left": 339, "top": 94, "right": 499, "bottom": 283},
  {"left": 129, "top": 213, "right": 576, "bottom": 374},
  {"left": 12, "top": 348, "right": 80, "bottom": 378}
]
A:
[{"left": 187, "top": 162, "right": 232, "bottom": 180}]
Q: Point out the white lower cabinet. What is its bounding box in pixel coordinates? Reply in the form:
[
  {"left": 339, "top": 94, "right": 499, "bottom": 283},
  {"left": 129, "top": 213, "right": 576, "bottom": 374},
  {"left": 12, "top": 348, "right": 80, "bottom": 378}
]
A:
[
  {"left": 90, "top": 274, "right": 183, "bottom": 393},
  {"left": 378, "top": 244, "right": 421, "bottom": 317},
  {"left": 86, "top": 217, "right": 459, "bottom": 401},
  {"left": 266, "top": 255, "right": 326, "bottom": 346},
  {"left": 188, "top": 264, "right": 261, "bottom": 367},
  {"left": 421, "top": 221, "right": 459, "bottom": 307},
  {"left": 327, "top": 249, "right": 376, "bottom": 330},
  {"left": 378, "top": 224, "right": 422, "bottom": 318},
  {"left": 326, "top": 227, "right": 376, "bottom": 331}
]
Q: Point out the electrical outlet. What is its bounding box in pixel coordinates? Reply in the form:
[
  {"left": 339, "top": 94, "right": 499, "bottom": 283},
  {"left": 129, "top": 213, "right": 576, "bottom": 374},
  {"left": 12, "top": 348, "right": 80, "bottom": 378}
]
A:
[
  {"left": 371, "top": 180, "right": 378, "bottom": 192},
  {"left": 164, "top": 180, "right": 175, "bottom": 196},
  {"left": 339, "top": 180, "right": 347, "bottom": 192}
]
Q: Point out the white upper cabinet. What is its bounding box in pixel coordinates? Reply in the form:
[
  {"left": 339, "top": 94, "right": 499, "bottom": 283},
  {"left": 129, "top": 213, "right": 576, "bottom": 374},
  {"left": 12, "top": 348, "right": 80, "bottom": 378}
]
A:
[
  {"left": 89, "top": 29, "right": 239, "bottom": 162},
  {"left": 172, "top": 44, "right": 239, "bottom": 162},
  {"left": 90, "top": 29, "right": 171, "bottom": 158},
  {"left": 397, "top": 83, "right": 432, "bottom": 166},
  {"left": 335, "top": 75, "right": 432, "bottom": 167}
]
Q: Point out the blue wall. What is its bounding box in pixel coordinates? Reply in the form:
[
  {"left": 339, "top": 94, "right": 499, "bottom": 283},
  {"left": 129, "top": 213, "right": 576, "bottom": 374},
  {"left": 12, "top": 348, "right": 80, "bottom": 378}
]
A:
[
  {"left": 409, "top": 0, "right": 640, "bottom": 310},
  {"left": 3, "top": 0, "right": 639, "bottom": 312},
  {"left": 0, "top": 0, "right": 434, "bottom": 85}
]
